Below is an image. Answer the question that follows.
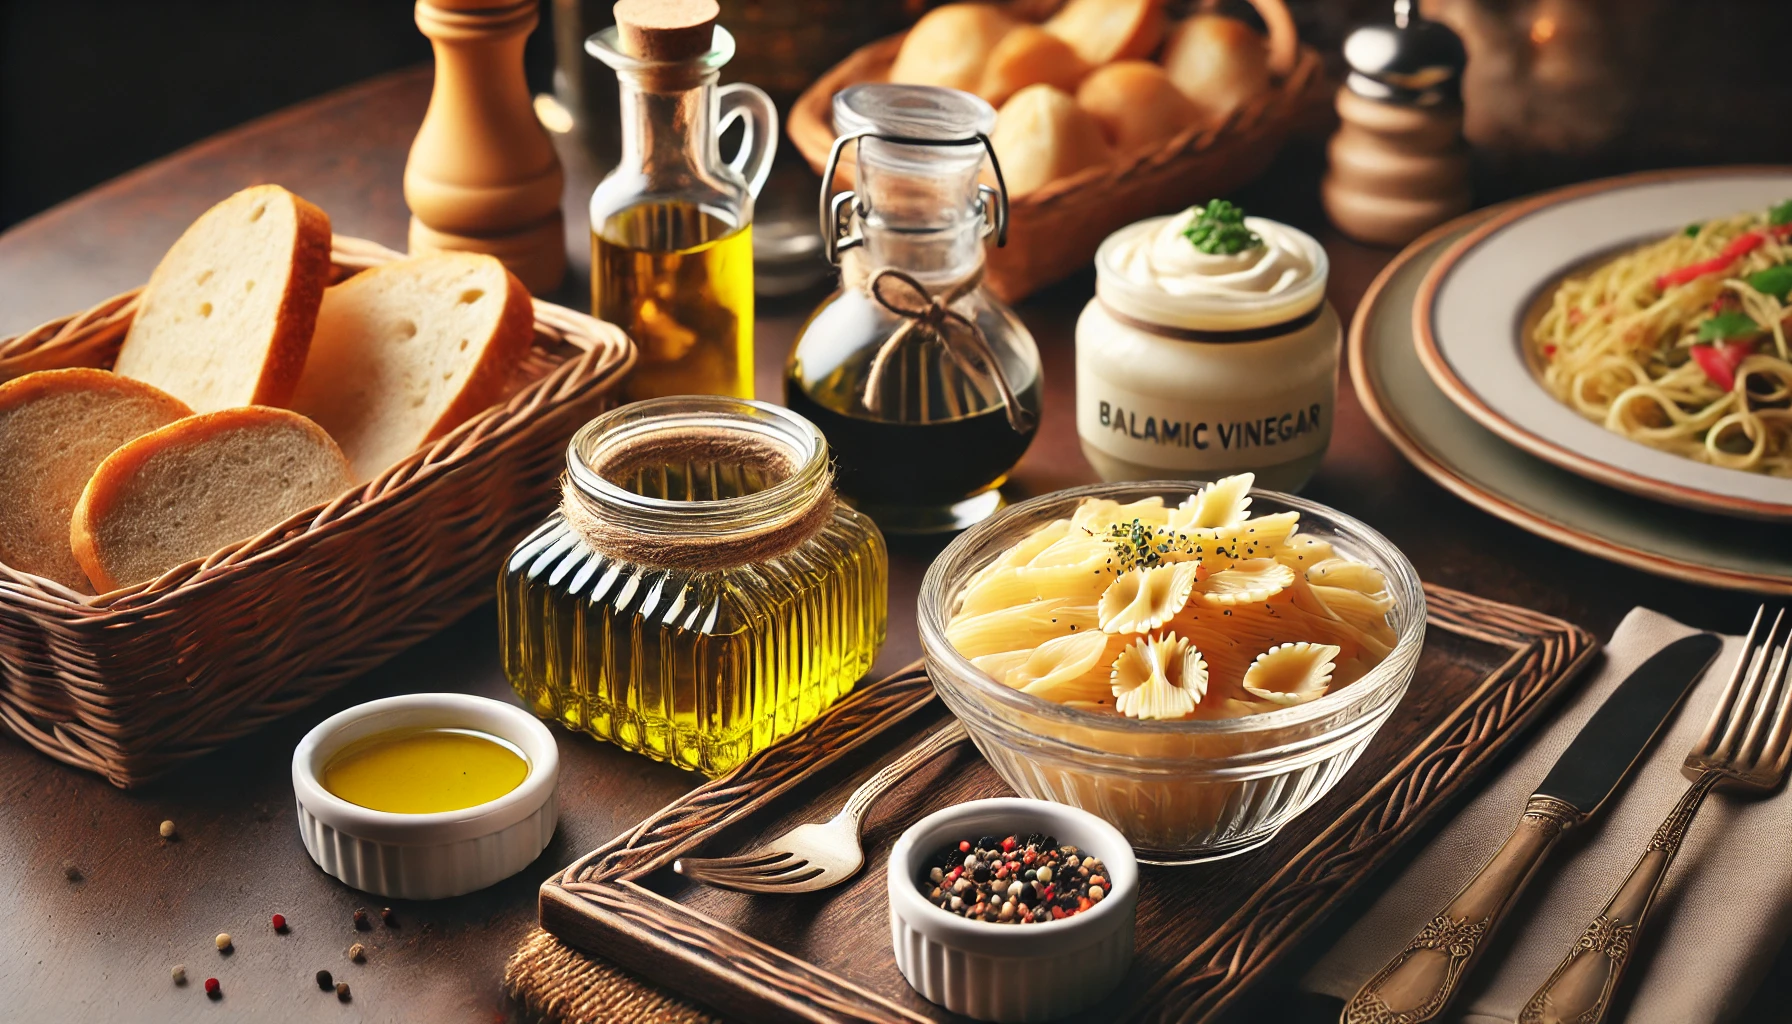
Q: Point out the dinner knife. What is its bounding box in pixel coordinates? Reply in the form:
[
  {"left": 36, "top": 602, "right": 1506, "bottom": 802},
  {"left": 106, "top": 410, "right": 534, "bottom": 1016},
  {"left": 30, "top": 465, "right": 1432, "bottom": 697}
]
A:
[{"left": 1340, "top": 631, "right": 1722, "bottom": 1024}]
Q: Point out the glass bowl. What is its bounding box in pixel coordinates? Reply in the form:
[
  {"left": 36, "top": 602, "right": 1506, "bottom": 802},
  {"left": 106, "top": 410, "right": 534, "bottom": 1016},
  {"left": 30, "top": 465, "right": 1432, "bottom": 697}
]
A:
[{"left": 918, "top": 481, "right": 1426, "bottom": 864}]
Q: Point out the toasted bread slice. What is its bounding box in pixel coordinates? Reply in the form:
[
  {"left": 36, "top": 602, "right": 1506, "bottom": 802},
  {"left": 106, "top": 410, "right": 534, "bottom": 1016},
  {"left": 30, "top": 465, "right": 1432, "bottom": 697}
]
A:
[
  {"left": 113, "top": 184, "right": 332, "bottom": 413},
  {"left": 289, "top": 251, "right": 534, "bottom": 482},
  {"left": 0, "top": 369, "right": 192, "bottom": 591},
  {"left": 71, "top": 407, "right": 354, "bottom": 592}
]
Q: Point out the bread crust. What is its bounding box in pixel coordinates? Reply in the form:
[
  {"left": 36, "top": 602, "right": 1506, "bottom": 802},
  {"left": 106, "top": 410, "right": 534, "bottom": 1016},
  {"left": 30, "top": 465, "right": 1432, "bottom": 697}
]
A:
[
  {"left": 255, "top": 192, "right": 334, "bottom": 407},
  {"left": 420, "top": 263, "right": 536, "bottom": 449},
  {"left": 0, "top": 369, "right": 192, "bottom": 592},
  {"left": 70, "top": 407, "right": 352, "bottom": 593}
]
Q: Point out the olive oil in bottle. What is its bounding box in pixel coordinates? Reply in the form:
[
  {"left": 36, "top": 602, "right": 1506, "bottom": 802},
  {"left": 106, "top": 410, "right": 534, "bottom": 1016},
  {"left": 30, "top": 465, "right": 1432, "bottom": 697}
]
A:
[{"left": 594, "top": 203, "right": 755, "bottom": 402}]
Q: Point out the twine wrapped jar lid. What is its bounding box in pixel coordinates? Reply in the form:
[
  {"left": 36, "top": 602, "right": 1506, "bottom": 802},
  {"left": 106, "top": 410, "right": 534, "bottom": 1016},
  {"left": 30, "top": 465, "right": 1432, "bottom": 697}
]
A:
[{"left": 560, "top": 396, "right": 837, "bottom": 572}]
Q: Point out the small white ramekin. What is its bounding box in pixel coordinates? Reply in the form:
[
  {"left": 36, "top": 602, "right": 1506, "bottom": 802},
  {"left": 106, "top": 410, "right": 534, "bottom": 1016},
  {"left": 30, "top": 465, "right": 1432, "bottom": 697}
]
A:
[
  {"left": 888, "top": 797, "right": 1138, "bottom": 1023},
  {"left": 292, "top": 693, "right": 559, "bottom": 900}
]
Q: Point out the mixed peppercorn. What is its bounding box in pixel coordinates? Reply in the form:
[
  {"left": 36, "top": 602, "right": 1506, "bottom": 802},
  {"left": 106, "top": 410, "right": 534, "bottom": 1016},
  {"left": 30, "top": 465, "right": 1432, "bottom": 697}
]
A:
[{"left": 917, "top": 833, "right": 1110, "bottom": 924}]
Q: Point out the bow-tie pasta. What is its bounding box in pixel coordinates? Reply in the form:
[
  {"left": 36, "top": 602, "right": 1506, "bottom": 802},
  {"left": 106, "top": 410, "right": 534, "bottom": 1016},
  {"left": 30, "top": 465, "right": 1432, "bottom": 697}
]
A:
[{"left": 947, "top": 474, "right": 1396, "bottom": 721}]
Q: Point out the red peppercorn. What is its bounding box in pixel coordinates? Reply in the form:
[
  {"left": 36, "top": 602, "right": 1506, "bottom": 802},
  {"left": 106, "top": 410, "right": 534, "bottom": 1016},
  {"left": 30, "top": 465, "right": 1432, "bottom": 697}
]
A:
[
  {"left": 958, "top": 840, "right": 970, "bottom": 853},
  {"left": 271, "top": 913, "right": 287, "bottom": 932},
  {"left": 204, "top": 977, "right": 221, "bottom": 997},
  {"left": 1001, "top": 836, "right": 1016, "bottom": 852}
]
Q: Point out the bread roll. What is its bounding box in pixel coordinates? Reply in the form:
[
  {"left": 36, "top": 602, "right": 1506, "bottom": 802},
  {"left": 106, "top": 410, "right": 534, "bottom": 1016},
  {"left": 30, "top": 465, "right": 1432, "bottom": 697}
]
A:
[
  {"left": 1160, "top": 15, "right": 1271, "bottom": 123},
  {"left": 1076, "top": 60, "right": 1205, "bottom": 151},
  {"left": 1045, "top": 0, "right": 1167, "bottom": 66},
  {"left": 290, "top": 252, "right": 533, "bottom": 482},
  {"left": 113, "top": 184, "right": 332, "bottom": 413},
  {"left": 71, "top": 407, "right": 354, "bottom": 592},
  {"left": 990, "top": 85, "right": 1112, "bottom": 198},
  {"left": 978, "top": 25, "right": 1091, "bottom": 108},
  {"left": 0, "top": 369, "right": 192, "bottom": 591},
  {"left": 888, "top": 3, "right": 1017, "bottom": 93}
]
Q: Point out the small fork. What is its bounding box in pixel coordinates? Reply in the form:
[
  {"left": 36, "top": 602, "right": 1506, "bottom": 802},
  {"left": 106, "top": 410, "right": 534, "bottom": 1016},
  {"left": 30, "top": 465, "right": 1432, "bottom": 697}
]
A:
[
  {"left": 673, "top": 721, "right": 969, "bottom": 894},
  {"left": 1521, "top": 607, "right": 1792, "bottom": 1024}
]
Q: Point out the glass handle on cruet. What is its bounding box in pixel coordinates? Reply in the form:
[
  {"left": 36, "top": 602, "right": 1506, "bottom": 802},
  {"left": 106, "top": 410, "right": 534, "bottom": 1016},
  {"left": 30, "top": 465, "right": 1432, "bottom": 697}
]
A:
[{"left": 717, "top": 83, "right": 777, "bottom": 200}]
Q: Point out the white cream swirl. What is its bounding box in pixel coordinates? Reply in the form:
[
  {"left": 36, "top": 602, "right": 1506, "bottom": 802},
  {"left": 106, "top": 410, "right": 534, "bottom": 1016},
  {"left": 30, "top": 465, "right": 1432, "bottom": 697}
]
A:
[{"left": 1115, "top": 207, "right": 1314, "bottom": 297}]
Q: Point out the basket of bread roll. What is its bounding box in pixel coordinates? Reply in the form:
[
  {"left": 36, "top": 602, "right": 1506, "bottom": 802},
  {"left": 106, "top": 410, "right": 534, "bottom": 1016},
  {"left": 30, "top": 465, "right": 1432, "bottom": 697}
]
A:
[
  {"left": 0, "top": 185, "right": 634, "bottom": 786},
  {"left": 788, "top": 0, "right": 1325, "bottom": 301}
]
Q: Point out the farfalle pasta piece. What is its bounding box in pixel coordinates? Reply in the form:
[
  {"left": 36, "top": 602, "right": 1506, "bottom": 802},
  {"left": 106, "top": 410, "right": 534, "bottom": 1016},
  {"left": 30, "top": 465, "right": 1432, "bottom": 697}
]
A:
[
  {"left": 1172, "top": 472, "right": 1254, "bottom": 529},
  {"left": 1307, "top": 557, "right": 1388, "bottom": 596},
  {"left": 1110, "top": 631, "right": 1208, "bottom": 719},
  {"left": 1099, "top": 563, "right": 1198, "bottom": 634},
  {"left": 1242, "top": 642, "right": 1340, "bottom": 706},
  {"left": 1273, "top": 533, "right": 1335, "bottom": 570},
  {"left": 1009, "top": 630, "right": 1113, "bottom": 696},
  {"left": 970, "top": 649, "right": 1033, "bottom": 687},
  {"left": 956, "top": 553, "right": 1111, "bottom": 618},
  {"left": 1310, "top": 584, "right": 1397, "bottom": 648},
  {"left": 1189, "top": 557, "right": 1295, "bottom": 607},
  {"left": 1185, "top": 510, "right": 1300, "bottom": 564},
  {"left": 1072, "top": 495, "right": 1171, "bottom": 531},
  {"left": 947, "top": 598, "right": 1097, "bottom": 658}
]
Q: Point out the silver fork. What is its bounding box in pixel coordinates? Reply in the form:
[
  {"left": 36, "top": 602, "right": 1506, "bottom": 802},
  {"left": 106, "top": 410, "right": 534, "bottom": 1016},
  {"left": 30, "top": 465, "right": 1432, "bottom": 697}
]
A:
[
  {"left": 673, "top": 720, "right": 969, "bottom": 894},
  {"left": 1521, "top": 607, "right": 1792, "bottom": 1024}
]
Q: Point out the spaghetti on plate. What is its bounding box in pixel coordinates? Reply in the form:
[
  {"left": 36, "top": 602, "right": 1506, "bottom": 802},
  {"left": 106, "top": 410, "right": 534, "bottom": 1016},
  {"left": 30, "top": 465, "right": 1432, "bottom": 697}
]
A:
[{"left": 1532, "top": 200, "right": 1792, "bottom": 476}]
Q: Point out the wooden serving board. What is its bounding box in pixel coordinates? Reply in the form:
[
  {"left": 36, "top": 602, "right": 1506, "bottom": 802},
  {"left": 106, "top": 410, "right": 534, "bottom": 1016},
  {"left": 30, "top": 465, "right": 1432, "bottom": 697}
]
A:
[{"left": 539, "top": 584, "right": 1596, "bottom": 1023}]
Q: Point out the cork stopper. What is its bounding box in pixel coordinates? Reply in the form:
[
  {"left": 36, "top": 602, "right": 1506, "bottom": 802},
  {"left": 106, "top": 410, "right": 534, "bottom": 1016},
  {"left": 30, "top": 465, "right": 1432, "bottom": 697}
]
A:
[{"left": 614, "top": 0, "right": 718, "bottom": 61}]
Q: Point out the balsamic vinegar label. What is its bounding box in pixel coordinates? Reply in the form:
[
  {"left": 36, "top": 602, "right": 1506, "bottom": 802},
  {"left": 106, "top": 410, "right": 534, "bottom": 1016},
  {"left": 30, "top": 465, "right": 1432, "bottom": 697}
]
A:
[{"left": 1075, "top": 373, "right": 1333, "bottom": 471}]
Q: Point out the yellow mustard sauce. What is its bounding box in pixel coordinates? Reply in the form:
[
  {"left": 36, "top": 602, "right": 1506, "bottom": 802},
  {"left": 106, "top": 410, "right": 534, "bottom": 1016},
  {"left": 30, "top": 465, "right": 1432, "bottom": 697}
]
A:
[{"left": 322, "top": 728, "right": 529, "bottom": 814}]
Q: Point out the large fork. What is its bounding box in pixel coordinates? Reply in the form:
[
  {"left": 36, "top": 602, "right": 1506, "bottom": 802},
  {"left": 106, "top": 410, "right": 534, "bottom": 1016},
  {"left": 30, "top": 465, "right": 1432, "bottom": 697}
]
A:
[
  {"left": 672, "top": 721, "right": 969, "bottom": 894},
  {"left": 1521, "top": 608, "right": 1792, "bottom": 1024}
]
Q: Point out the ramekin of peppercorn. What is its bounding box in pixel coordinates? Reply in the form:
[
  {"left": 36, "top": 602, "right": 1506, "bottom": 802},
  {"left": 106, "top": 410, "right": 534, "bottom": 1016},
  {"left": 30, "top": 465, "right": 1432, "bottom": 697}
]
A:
[{"left": 887, "top": 797, "right": 1137, "bottom": 1023}]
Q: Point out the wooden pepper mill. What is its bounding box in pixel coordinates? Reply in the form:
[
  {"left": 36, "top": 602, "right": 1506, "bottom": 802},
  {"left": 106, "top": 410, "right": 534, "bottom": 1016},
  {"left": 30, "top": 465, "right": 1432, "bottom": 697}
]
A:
[
  {"left": 405, "top": 0, "right": 566, "bottom": 294},
  {"left": 1322, "top": 0, "right": 1470, "bottom": 247}
]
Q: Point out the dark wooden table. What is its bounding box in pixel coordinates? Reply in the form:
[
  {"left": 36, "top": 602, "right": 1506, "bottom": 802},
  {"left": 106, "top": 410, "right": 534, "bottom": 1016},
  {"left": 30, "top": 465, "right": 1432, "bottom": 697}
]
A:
[{"left": 0, "top": 67, "right": 1780, "bottom": 1023}]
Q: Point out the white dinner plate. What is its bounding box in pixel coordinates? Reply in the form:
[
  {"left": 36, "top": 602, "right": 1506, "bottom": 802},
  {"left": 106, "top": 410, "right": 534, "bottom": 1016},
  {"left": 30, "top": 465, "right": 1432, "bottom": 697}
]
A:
[
  {"left": 1353, "top": 211, "right": 1792, "bottom": 595},
  {"left": 1414, "top": 167, "right": 1792, "bottom": 521}
]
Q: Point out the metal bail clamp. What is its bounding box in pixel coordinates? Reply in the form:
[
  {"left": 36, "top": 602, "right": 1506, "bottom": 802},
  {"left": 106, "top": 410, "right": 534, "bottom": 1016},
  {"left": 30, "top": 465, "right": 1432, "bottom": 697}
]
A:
[{"left": 819, "top": 130, "right": 1010, "bottom": 266}]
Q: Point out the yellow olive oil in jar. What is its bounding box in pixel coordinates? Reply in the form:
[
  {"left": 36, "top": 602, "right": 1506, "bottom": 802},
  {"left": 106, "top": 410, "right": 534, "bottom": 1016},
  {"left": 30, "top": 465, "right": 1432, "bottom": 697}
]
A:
[
  {"left": 594, "top": 203, "right": 754, "bottom": 401},
  {"left": 498, "top": 398, "right": 887, "bottom": 776}
]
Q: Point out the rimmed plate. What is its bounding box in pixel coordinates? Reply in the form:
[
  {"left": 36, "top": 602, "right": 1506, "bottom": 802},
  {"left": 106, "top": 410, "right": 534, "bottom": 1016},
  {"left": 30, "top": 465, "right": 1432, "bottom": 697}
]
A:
[
  {"left": 1414, "top": 167, "right": 1792, "bottom": 521},
  {"left": 1353, "top": 210, "right": 1792, "bottom": 595}
]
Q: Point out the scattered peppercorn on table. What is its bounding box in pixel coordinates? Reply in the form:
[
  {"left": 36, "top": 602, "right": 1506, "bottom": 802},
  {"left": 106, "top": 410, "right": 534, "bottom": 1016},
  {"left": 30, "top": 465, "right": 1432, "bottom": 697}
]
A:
[{"left": 0, "top": 66, "right": 1781, "bottom": 1024}]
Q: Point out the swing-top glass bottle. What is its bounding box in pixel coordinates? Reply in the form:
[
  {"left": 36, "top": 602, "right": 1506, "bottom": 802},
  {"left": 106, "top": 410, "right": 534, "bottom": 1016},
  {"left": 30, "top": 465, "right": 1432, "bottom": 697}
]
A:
[{"left": 785, "top": 85, "right": 1042, "bottom": 534}]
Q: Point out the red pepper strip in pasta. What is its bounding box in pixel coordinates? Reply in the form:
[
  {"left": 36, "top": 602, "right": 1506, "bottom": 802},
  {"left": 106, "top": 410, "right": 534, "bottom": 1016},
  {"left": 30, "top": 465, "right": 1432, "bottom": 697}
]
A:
[
  {"left": 1656, "top": 231, "right": 1767, "bottom": 290},
  {"left": 1690, "top": 340, "right": 1754, "bottom": 392}
]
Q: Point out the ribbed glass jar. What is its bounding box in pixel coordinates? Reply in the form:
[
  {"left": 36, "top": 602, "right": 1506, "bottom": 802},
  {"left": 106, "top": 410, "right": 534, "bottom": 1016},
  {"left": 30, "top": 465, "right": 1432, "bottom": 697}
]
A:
[{"left": 499, "top": 397, "right": 887, "bottom": 776}]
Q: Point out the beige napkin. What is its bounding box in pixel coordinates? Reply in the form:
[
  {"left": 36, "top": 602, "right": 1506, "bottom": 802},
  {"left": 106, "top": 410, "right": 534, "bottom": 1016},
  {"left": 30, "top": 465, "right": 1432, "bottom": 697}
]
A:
[{"left": 1304, "top": 607, "right": 1792, "bottom": 1023}]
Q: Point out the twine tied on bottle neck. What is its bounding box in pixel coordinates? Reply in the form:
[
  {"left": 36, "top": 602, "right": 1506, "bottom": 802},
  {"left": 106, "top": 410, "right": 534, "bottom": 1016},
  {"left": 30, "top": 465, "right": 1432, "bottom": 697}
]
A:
[
  {"left": 558, "top": 427, "right": 836, "bottom": 573},
  {"left": 842, "top": 254, "right": 1035, "bottom": 434}
]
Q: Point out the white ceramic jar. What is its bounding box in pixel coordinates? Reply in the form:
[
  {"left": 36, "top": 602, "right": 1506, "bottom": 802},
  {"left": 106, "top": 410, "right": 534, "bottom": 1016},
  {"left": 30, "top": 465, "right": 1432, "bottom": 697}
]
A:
[
  {"left": 887, "top": 797, "right": 1138, "bottom": 1023},
  {"left": 1076, "top": 208, "right": 1339, "bottom": 492}
]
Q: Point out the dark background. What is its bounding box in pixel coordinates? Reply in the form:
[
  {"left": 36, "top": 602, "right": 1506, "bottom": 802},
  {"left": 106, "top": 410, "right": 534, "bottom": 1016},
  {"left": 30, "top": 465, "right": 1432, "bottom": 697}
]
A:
[
  {"left": 0, "top": 0, "right": 557, "bottom": 230},
  {"left": 10, "top": 0, "right": 1792, "bottom": 233}
]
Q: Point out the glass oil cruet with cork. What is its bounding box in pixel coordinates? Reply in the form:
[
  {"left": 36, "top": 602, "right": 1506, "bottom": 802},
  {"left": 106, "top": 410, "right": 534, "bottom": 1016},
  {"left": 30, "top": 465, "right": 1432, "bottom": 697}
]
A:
[
  {"left": 585, "top": 0, "right": 776, "bottom": 401},
  {"left": 785, "top": 84, "right": 1042, "bottom": 534}
]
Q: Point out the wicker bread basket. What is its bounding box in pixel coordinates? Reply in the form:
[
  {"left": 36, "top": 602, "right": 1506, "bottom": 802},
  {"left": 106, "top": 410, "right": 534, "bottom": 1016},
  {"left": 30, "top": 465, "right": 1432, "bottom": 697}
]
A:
[
  {"left": 787, "top": 0, "right": 1328, "bottom": 302},
  {"left": 0, "top": 235, "right": 635, "bottom": 787}
]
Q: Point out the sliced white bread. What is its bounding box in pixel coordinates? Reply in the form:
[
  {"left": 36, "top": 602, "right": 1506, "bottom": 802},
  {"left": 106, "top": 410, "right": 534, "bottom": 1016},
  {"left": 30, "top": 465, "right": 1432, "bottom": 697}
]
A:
[
  {"left": 289, "top": 251, "right": 534, "bottom": 482},
  {"left": 0, "top": 369, "right": 193, "bottom": 591},
  {"left": 113, "top": 184, "right": 333, "bottom": 413},
  {"left": 71, "top": 407, "right": 354, "bottom": 592}
]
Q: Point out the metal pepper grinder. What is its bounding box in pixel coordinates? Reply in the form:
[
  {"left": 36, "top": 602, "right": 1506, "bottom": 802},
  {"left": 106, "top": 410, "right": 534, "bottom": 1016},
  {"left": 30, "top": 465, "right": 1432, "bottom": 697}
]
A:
[{"left": 1322, "top": 0, "right": 1470, "bottom": 247}]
